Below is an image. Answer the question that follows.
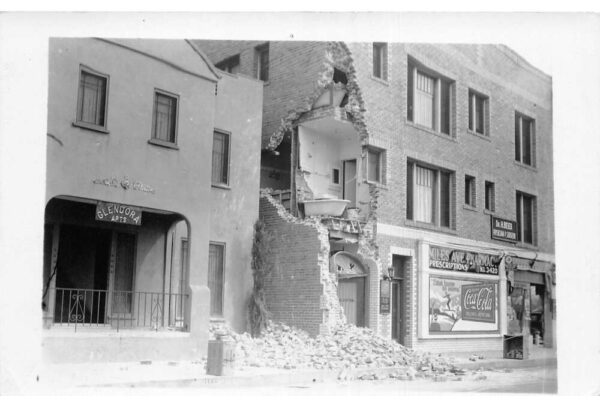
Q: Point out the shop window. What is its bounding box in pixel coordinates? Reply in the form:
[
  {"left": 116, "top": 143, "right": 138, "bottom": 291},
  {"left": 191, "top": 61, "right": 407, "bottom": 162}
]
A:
[
  {"left": 485, "top": 181, "right": 495, "bottom": 211},
  {"left": 372, "top": 42, "right": 388, "bottom": 80},
  {"left": 255, "top": 43, "right": 269, "bottom": 82},
  {"left": 211, "top": 130, "right": 230, "bottom": 187},
  {"left": 215, "top": 54, "right": 240, "bottom": 74},
  {"left": 208, "top": 243, "right": 225, "bottom": 316},
  {"left": 76, "top": 67, "right": 108, "bottom": 129},
  {"left": 407, "top": 61, "right": 453, "bottom": 135},
  {"left": 151, "top": 91, "right": 178, "bottom": 145},
  {"left": 406, "top": 161, "right": 453, "bottom": 228},
  {"left": 516, "top": 191, "right": 537, "bottom": 245},
  {"left": 468, "top": 89, "right": 489, "bottom": 135},
  {"left": 515, "top": 113, "right": 535, "bottom": 166},
  {"left": 464, "top": 175, "right": 476, "bottom": 207},
  {"left": 367, "top": 147, "right": 385, "bottom": 184}
]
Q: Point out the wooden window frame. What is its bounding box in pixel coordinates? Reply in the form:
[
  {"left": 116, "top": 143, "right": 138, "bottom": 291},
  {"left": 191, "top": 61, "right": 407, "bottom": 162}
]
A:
[
  {"left": 468, "top": 89, "right": 489, "bottom": 136},
  {"left": 149, "top": 89, "right": 179, "bottom": 149},
  {"left": 74, "top": 64, "right": 110, "bottom": 133},
  {"left": 407, "top": 160, "right": 454, "bottom": 229},
  {"left": 464, "top": 175, "right": 476, "bottom": 208},
  {"left": 211, "top": 129, "right": 231, "bottom": 188},
  {"left": 372, "top": 42, "right": 388, "bottom": 81},
  {"left": 515, "top": 112, "right": 536, "bottom": 167},
  {"left": 484, "top": 181, "right": 495, "bottom": 212},
  {"left": 516, "top": 191, "right": 537, "bottom": 245},
  {"left": 255, "top": 43, "right": 269, "bottom": 82},
  {"left": 366, "top": 147, "right": 385, "bottom": 184},
  {"left": 407, "top": 60, "right": 454, "bottom": 136}
]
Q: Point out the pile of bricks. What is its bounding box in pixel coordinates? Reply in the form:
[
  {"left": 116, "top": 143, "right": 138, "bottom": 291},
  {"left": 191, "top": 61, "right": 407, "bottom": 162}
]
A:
[{"left": 209, "top": 321, "right": 467, "bottom": 379}]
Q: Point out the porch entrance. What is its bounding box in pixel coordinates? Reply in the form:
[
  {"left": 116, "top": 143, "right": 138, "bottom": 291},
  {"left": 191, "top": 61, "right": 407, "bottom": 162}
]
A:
[
  {"left": 43, "top": 197, "right": 189, "bottom": 331},
  {"left": 53, "top": 225, "right": 137, "bottom": 325}
]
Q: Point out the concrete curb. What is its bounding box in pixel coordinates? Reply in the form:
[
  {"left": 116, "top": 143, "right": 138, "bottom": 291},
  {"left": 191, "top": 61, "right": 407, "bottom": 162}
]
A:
[{"left": 452, "top": 357, "right": 557, "bottom": 371}]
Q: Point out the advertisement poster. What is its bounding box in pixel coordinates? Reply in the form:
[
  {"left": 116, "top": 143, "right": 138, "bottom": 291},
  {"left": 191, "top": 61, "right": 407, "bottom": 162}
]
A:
[{"left": 429, "top": 276, "right": 499, "bottom": 333}]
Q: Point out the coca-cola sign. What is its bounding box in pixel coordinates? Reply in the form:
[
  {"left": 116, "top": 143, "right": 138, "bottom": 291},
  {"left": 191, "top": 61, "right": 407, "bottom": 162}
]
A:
[{"left": 461, "top": 283, "right": 496, "bottom": 323}]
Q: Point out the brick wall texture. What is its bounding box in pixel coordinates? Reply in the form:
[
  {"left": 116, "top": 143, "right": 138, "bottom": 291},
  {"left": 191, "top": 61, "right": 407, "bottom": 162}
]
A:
[{"left": 259, "top": 196, "right": 324, "bottom": 336}]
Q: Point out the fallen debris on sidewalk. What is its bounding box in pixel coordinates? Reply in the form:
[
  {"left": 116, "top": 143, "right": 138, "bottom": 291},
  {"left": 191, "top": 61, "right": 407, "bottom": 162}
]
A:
[{"left": 209, "top": 321, "right": 469, "bottom": 380}]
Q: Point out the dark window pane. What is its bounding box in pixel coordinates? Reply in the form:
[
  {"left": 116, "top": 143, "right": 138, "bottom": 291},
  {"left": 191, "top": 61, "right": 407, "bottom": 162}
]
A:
[
  {"left": 373, "top": 44, "right": 382, "bottom": 78},
  {"left": 468, "top": 93, "right": 474, "bottom": 131},
  {"left": 212, "top": 132, "right": 230, "bottom": 184},
  {"left": 515, "top": 115, "right": 521, "bottom": 162},
  {"left": 440, "top": 80, "right": 451, "bottom": 135},
  {"left": 406, "top": 162, "right": 413, "bottom": 220},
  {"left": 476, "top": 95, "right": 485, "bottom": 134},
  {"left": 440, "top": 171, "right": 451, "bottom": 227},
  {"left": 522, "top": 119, "right": 532, "bottom": 165},
  {"left": 153, "top": 93, "right": 177, "bottom": 142},
  {"left": 522, "top": 195, "right": 533, "bottom": 244},
  {"left": 78, "top": 71, "right": 107, "bottom": 126},
  {"left": 407, "top": 65, "right": 414, "bottom": 121}
]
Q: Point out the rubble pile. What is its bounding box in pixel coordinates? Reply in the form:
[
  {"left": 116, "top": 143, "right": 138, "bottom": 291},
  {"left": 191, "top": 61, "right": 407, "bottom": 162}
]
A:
[{"left": 209, "top": 321, "right": 464, "bottom": 379}]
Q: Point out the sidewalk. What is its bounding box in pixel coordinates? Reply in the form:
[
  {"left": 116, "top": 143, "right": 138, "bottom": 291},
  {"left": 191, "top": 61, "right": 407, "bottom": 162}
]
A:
[{"left": 36, "top": 346, "right": 556, "bottom": 390}]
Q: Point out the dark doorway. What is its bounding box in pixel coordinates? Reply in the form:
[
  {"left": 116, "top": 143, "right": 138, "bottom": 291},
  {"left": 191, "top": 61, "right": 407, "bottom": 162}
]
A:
[
  {"left": 54, "top": 225, "right": 111, "bottom": 323},
  {"left": 392, "top": 255, "right": 409, "bottom": 345}
]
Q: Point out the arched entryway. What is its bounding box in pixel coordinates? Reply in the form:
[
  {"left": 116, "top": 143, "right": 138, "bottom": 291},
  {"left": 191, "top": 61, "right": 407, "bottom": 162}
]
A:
[{"left": 332, "top": 252, "right": 367, "bottom": 327}]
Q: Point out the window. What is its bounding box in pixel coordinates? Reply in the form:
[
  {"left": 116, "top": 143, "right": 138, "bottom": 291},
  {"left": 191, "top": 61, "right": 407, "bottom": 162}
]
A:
[
  {"left": 406, "top": 161, "right": 453, "bottom": 228},
  {"left": 76, "top": 68, "right": 108, "bottom": 128},
  {"left": 332, "top": 168, "right": 340, "bottom": 185},
  {"left": 151, "top": 91, "right": 178, "bottom": 144},
  {"left": 372, "top": 42, "right": 388, "bottom": 80},
  {"left": 215, "top": 55, "right": 240, "bottom": 74},
  {"left": 255, "top": 43, "right": 269, "bottom": 82},
  {"left": 516, "top": 191, "right": 536, "bottom": 245},
  {"left": 485, "top": 181, "right": 495, "bottom": 212},
  {"left": 515, "top": 113, "right": 535, "bottom": 166},
  {"left": 468, "top": 90, "right": 488, "bottom": 135},
  {"left": 212, "top": 131, "right": 230, "bottom": 186},
  {"left": 464, "top": 175, "right": 476, "bottom": 207},
  {"left": 407, "top": 62, "right": 453, "bottom": 135},
  {"left": 208, "top": 243, "right": 225, "bottom": 316},
  {"left": 366, "top": 148, "right": 384, "bottom": 184}
]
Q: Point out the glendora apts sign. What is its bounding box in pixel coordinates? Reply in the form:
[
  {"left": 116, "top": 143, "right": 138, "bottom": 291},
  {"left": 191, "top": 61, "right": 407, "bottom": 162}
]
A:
[{"left": 95, "top": 201, "right": 142, "bottom": 225}]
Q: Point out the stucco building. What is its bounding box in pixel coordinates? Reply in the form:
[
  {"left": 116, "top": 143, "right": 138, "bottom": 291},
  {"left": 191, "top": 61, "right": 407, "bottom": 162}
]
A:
[
  {"left": 43, "top": 38, "right": 263, "bottom": 362},
  {"left": 197, "top": 40, "right": 556, "bottom": 357}
]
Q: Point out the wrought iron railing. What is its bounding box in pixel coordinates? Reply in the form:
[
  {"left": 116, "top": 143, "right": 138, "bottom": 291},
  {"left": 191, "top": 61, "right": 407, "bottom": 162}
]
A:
[{"left": 49, "top": 287, "right": 188, "bottom": 332}]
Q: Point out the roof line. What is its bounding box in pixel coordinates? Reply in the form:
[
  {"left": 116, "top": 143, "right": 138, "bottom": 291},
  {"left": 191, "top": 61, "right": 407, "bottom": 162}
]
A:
[
  {"left": 185, "top": 39, "right": 222, "bottom": 80},
  {"left": 95, "top": 38, "right": 218, "bottom": 84}
]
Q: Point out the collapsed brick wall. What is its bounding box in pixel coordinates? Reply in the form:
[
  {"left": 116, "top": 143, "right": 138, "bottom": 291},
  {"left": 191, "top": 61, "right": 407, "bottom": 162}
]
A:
[{"left": 259, "top": 192, "right": 345, "bottom": 336}]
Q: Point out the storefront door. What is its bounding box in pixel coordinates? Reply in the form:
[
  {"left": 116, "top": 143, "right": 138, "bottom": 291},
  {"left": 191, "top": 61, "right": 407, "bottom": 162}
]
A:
[{"left": 391, "top": 255, "right": 408, "bottom": 345}]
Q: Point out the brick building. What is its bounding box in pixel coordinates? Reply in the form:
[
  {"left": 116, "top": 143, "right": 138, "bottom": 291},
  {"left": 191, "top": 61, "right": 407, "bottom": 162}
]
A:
[
  {"left": 197, "top": 40, "right": 555, "bottom": 357},
  {"left": 43, "top": 38, "right": 262, "bottom": 362}
]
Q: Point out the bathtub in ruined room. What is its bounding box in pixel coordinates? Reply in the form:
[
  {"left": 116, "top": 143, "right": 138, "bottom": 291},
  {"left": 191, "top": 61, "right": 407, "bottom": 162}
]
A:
[{"left": 302, "top": 199, "right": 350, "bottom": 217}]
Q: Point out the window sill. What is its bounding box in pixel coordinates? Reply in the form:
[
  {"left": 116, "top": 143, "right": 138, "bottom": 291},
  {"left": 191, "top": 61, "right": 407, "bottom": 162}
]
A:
[
  {"left": 516, "top": 241, "right": 538, "bottom": 250},
  {"left": 209, "top": 317, "right": 226, "bottom": 323},
  {"left": 404, "top": 219, "right": 457, "bottom": 235},
  {"left": 463, "top": 204, "right": 478, "bottom": 212},
  {"left": 364, "top": 180, "right": 388, "bottom": 190},
  {"left": 72, "top": 121, "right": 109, "bottom": 134},
  {"left": 405, "top": 120, "right": 456, "bottom": 142},
  {"left": 148, "top": 138, "right": 179, "bottom": 150},
  {"left": 483, "top": 209, "right": 495, "bottom": 215},
  {"left": 211, "top": 183, "right": 231, "bottom": 190},
  {"left": 466, "top": 129, "right": 491, "bottom": 142},
  {"left": 514, "top": 161, "right": 537, "bottom": 172},
  {"left": 370, "top": 75, "right": 390, "bottom": 86}
]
